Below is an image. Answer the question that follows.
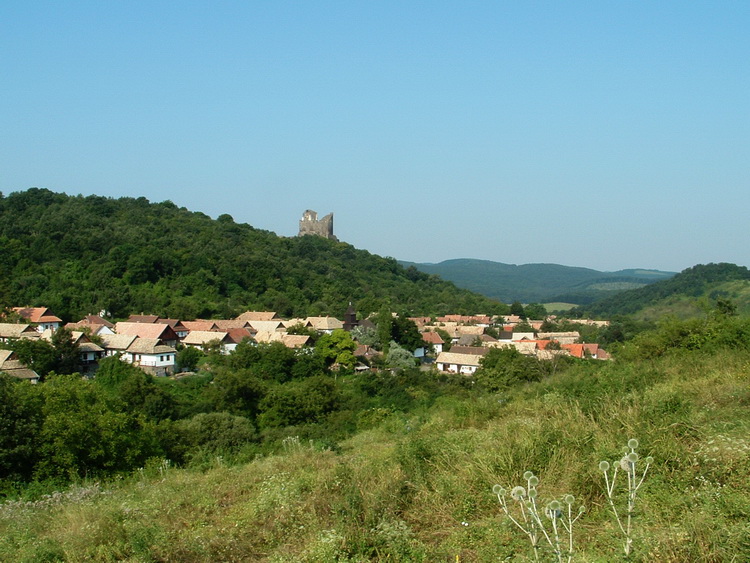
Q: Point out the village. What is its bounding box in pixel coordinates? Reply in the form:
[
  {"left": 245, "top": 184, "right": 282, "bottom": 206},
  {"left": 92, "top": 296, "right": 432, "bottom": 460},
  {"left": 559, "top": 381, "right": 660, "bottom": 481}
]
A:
[{"left": 0, "top": 305, "right": 611, "bottom": 383}]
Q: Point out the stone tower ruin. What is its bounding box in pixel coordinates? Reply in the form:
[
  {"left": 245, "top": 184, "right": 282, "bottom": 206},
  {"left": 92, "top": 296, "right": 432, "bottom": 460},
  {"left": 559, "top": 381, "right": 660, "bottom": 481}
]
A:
[{"left": 298, "top": 209, "right": 338, "bottom": 241}]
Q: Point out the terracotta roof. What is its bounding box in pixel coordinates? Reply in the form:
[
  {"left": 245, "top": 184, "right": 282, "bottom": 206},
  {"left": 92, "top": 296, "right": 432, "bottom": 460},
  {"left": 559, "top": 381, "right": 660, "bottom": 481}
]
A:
[
  {"left": 209, "top": 319, "right": 252, "bottom": 330},
  {"left": 562, "top": 343, "right": 585, "bottom": 358},
  {"left": 83, "top": 315, "right": 115, "bottom": 328},
  {"left": 13, "top": 307, "right": 62, "bottom": 324},
  {"left": 182, "top": 320, "right": 218, "bottom": 332},
  {"left": 236, "top": 311, "right": 279, "bottom": 322},
  {"left": 225, "top": 327, "right": 254, "bottom": 344},
  {"left": 436, "top": 315, "right": 491, "bottom": 325},
  {"left": 422, "top": 331, "right": 444, "bottom": 344},
  {"left": 354, "top": 344, "right": 381, "bottom": 358},
  {"left": 127, "top": 314, "right": 161, "bottom": 323},
  {"left": 160, "top": 319, "right": 188, "bottom": 331},
  {"left": 115, "top": 322, "right": 178, "bottom": 342},
  {"left": 183, "top": 331, "right": 232, "bottom": 346}
]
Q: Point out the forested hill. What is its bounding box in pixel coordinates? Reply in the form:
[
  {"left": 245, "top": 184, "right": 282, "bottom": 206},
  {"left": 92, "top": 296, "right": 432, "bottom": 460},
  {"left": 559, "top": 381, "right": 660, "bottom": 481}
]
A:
[
  {"left": 0, "top": 189, "right": 505, "bottom": 321},
  {"left": 401, "top": 258, "right": 674, "bottom": 304},
  {"left": 573, "top": 263, "right": 750, "bottom": 318}
]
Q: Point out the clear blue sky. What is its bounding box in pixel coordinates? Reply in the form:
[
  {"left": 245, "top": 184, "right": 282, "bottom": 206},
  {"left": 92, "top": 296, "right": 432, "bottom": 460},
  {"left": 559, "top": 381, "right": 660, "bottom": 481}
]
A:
[{"left": 2, "top": 1, "right": 748, "bottom": 272}]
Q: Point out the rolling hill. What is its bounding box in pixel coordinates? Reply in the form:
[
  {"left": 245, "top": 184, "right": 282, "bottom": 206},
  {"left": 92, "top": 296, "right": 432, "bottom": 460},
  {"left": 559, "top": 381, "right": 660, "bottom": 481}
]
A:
[
  {"left": 0, "top": 189, "right": 505, "bottom": 321},
  {"left": 572, "top": 262, "right": 750, "bottom": 319},
  {"left": 400, "top": 258, "right": 674, "bottom": 304}
]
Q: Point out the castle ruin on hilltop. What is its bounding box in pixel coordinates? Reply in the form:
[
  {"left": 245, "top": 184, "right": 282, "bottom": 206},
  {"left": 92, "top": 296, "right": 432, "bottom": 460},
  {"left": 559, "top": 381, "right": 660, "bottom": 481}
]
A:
[{"left": 298, "top": 209, "right": 338, "bottom": 241}]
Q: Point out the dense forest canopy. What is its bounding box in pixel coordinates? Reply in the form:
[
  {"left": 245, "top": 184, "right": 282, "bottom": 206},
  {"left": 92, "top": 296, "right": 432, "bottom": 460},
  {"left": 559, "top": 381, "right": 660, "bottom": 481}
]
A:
[{"left": 0, "top": 189, "right": 506, "bottom": 320}]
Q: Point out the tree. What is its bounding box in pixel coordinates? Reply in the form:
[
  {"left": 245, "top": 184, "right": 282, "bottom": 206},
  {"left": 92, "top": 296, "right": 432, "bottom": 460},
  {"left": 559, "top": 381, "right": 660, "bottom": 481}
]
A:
[
  {"left": 475, "top": 347, "right": 541, "bottom": 392},
  {"left": 376, "top": 307, "right": 393, "bottom": 352},
  {"left": 207, "top": 368, "right": 267, "bottom": 417},
  {"left": 386, "top": 341, "right": 417, "bottom": 372},
  {"left": 51, "top": 327, "right": 80, "bottom": 375},
  {"left": 257, "top": 376, "right": 340, "bottom": 428},
  {"left": 523, "top": 303, "right": 547, "bottom": 320},
  {"left": 350, "top": 325, "right": 378, "bottom": 346},
  {"left": 176, "top": 346, "right": 204, "bottom": 372},
  {"left": 390, "top": 315, "right": 424, "bottom": 352},
  {"left": 510, "top": 301, "right": 526, "bottom": 318},
  {"left": 316, "top": 329, "right": 357, "bottom": 371},
  {"left": 11, "top": 338, "right": 58, "bottom": 379}
]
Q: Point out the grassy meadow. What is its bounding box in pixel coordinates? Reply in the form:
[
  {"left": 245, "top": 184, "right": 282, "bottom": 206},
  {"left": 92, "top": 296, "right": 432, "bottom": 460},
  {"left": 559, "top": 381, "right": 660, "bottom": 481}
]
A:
[{"left": 2, "top": 344, "right": 750, "bottom": 561}]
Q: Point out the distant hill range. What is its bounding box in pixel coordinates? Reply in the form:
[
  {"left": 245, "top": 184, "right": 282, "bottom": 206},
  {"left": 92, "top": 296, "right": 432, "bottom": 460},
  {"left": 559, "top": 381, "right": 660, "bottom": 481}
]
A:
[
  {"left": 572, "top": 263, "right": 750, "bottom": 320},
  {"left": 400, "top": 258, "right": 675, "bottom": 305}
]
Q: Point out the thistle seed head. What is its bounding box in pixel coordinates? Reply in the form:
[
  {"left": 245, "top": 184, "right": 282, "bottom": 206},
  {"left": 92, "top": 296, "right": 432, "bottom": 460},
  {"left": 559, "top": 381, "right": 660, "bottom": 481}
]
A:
[
  {"left": 628, "top": 438, "right": 639, "bottom": 449},
  {"left": 599, "top": 460, "right": 610, "bottom": 472},
  {"left": 510, "top": 486, "right": 526, "bottom": 500}
]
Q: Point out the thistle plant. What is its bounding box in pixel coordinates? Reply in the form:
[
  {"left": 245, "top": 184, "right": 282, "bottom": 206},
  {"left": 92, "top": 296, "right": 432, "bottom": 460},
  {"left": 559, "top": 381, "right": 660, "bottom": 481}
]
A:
[
  {"left": 599, "top": 438, "right": 653, "bottom": 557},
  {"left": 492, "top": 471, "right": 585, "bottom": 562}
]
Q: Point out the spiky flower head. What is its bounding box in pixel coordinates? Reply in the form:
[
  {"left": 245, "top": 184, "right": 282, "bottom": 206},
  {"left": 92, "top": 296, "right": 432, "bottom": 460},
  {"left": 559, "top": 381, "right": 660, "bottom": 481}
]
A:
[
  {"left": 492, "top": 484, "right": 505, "bottom": 496},
  {"left": 628, "top": 438, "right": 639, "bottom": 449},
  {"left": 564, "top": 494, "right": 575, "bottom": 505},
  {"left": 620, "top": 457, "right": 631, "bottom": 471},
  {"left": 523, "top": 471, "right": 534, "bottom": 481},
  {"left": 528, "top": 488, "right": 538, "bottom": 499},
  {"left": 528, "top": 475, "right": 539, "bottom": 487},
  {"left": 578, "top": 505, "right": 586, "bottom": 514},
  {"left": 510, "top": 486, "right": 526, "bottom": 500},
  {"left": 645, "top": 456, "right": 654, "bottom": 464},
  {"left": 599, "top": 460, "right": 610, "bottom": 472},
  {"left": 548, "top": 500, "right": 562, "bottom": 511},
  {"left": 627, "top": 452, "right": 639, "bottom": 463}
]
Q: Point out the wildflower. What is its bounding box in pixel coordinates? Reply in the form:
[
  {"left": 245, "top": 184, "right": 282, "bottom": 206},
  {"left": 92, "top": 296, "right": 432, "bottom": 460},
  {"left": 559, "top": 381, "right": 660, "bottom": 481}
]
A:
[
  {"left": 492, "top": 484, "right": 504, "bottom": 496},
  {"left": 599, "top": 461, "right": 610, "bottom": 472},
  {"left": 510, "top": 486, "right": 526, "bottom": 500},
  {"left": 628, "top": 438, "right": 639, "bottom": 449}
]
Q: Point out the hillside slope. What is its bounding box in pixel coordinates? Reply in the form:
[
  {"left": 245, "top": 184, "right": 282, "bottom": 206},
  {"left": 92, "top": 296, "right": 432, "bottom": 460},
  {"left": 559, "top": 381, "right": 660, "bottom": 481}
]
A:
[
  {"left": 574, "top": 262, "right": 750, "bottom": 318},
  {"left": 0, "top": 189, "right": 504, "bottom": 320},
  {"left": 402, "top": 258, "right": 674, "bottom": 303},
  {"left": 3, "top": 335, "right": 750, "bottom": 560}
]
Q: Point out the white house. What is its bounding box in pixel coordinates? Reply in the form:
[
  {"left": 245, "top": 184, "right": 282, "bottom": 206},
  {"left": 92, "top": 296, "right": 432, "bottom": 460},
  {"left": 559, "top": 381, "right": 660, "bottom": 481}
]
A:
[{"left": 435, "top": 350, "right": 485, "bottom": 375}]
